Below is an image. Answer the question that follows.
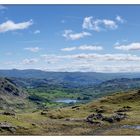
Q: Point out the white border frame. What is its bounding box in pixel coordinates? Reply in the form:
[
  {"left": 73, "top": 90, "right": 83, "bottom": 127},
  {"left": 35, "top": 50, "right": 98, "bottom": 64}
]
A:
[
  {"left": 0, "top": 0, "right": 140, "bottom": 4},
  {"left": 0, "top": 1, "right": 139, "bottom": 139}
]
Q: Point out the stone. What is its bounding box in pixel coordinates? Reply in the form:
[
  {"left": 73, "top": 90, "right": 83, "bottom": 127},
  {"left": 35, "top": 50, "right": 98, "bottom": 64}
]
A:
[
  {"left": 71, "top": 106, "right": 80, "bottom": 109},
  {"left": 40, "top": 111, "right": 47, "bottom": 115},
  {"left": 2, "top": 111, "right": 15, "bottom": 116},
  {"left": 102, "top": 117, "right": 115, "bottom": 123},
  {"left": 95, "top": 108, "right": 105, "bottom": 113},
  {"left": 0, "top": 122, "right": 16, "bottom": 133}
]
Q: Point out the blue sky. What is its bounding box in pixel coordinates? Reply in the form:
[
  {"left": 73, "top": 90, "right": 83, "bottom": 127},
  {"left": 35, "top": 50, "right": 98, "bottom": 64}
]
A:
[{"left": 0, "top": 5, "right": 140, "bottom": 72}]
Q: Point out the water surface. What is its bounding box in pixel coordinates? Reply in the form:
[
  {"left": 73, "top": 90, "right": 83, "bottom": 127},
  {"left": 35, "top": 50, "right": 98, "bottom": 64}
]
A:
[{"left": 54, "top": 99, "right": 78, "bottom": 103}]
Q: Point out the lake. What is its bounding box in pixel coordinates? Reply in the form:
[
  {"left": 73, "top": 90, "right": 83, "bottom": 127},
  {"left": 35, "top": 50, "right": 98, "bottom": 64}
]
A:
[{"left": 54, "top": 99, "right": 78, "bottom": 103}]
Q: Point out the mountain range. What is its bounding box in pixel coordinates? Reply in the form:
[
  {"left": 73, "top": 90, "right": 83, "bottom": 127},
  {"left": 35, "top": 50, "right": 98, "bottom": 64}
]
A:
[{"left": 0, "top": 69, "right": 140, "bottom": 86}]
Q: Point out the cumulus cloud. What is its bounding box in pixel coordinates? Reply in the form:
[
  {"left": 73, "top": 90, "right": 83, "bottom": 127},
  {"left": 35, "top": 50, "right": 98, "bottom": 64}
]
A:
[
  {"left": 87, "top": 65, "right": 140, "bottom": 73},
  {"left": 40, "top": 59, "right": 140, "bottom": 73},
  {"left": 24, "top": 47, "right": 41, "bottom": 52},
  {"left": 71, "top": 53, "right": 140, "bottom": 61},
  {"left": 0, "top": 20, "right": 33, "bottom": 33},
  {"left": 41, "top": 53, "right": 140, "bottom": 62},
  {"left": 82, "top": 16, "right": 118, "bottom": 32},
  {"left": 39, "top": 53, "right": 140, "bottom": 72},
  {"left": 62, "top": 30, "right": 91, "bottom": 40},
  {"left": 22, "top": 58, "right": 38, "bottom": 65},
  {"left": 61, "top": 45, "right": 103, "bottom": 51},
  {"left": 34, "top": 30, "right": 40, "bottom": 34},
  {"left": 115, "top": 42, "right": 140, "bottom": 51},
  {"left": 115, "top": 15, "right": 124, "bottom": 23},
  {"left": 61, "top": 47, "right": 76, "bottom": 51},
  {"left": 82, "top": 16, "right": 94, "bottom": 30},
  {"left": 78, "top": 45, "right": 103, "bottom": 51}
]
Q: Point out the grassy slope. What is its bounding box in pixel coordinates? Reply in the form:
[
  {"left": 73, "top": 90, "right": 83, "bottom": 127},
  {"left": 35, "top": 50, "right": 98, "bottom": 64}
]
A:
[{"left": 0, "top": 90, "right": 140, "bottom": 135}]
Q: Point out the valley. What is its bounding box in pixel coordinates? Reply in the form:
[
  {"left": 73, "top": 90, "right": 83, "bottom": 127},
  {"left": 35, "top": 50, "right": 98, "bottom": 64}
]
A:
[{"left": 0, "top": 70, "right": 140, "bottom": 135}]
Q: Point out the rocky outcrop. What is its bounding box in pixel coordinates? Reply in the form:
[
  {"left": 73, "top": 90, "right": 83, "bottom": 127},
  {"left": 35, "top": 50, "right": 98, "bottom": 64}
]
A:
[
  {"left": 0, "top": 122, "right": 16, "bottom": 133},
  {"left": 1, "top": 111, "right": 15, "bottom": 116},
  {"left": 86, "top": 112, "right": 127, "bottom": 124}
]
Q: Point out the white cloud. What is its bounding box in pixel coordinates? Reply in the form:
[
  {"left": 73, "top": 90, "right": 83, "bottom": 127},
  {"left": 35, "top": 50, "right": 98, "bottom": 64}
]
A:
[
  {"left": 7, "top": 53, "right": 140, "bottom": 72},
  {"left": 34, "top": 30, "right": 40, "bottom": 34},
  {"left": 40, "top": 59, "right": 140, "bottom": 73},
  {"left": 61, "top": 45, "right": 103, "bottom": 51},
  {"left": 0, "top": 20, "right": 33, "bottom": 33},
  {"left": 78, "top": 45, "right": 103, "bottom": 51},
  {"left": 61, "top": 47, "right": 76, "bottom": 51},
  {"left": 62, "top": 30, "right": 91, "bottom": 40},
  {"left": 115, "top": 42, "right": 140, "bottom": 51},
  {"left": 115, "top": 15, "right": 124, "bottom": 23},
  {"left": 85, "top": 65, "right": 140, "bottom": 73},
  {"left": 24, "top": 47, "right": 41, "bottom": 52},
  {"left": 103, "top": 19, "right": 117, "bottom": 29},
  {"left": 22, "top": 58, "right": 38, "bottom": 65},
  {"left": 41, "top": 53, "right": 140, "bottom": 62},
  {"left": 71, "top": 53, "right": 140, "bottom": 61},
  {"left": 82, "top": 16, "right": 118, "bottom": 32},
  {"left": 82, "top": 16, "right": 94, "bottom": 30}
]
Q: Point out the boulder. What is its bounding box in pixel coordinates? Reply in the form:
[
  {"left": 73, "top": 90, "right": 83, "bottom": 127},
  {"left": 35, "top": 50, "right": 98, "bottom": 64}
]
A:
[
  {"left": 86, "top": 113, "right": 104, "bottom": 126},
  {"left": 95, "top": 108, "right": 105, "bottom": 113},
  {"left": 2, "top": 111, "right": 15, "bottom": 116},
  {"left": 71, "top": 106, "right": 80, "bottom": 109},
  {"left": 95, "top": 113, "right": 104, "bottom": 120},
  {"left": 102, "top": 117, "right": 115, "bottom": 123},
  {"left": 113, "top": 113, "right": 127, "bottom": 122},
  {"left": 0, "top": 122, "right": 16, "bottom": 133},
  {"left": 40, "top": 111, "right": 47, "bottom": 115},
  {"left": 116, "top": 106, "right": 131, "bottom": 112},
  {"left": 102, "top": 113, "right": 127, "bottom": 123}
]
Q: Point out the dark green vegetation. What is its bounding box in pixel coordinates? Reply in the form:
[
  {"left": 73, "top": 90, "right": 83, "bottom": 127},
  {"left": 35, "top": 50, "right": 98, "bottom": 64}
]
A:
[
  {"left": 0, "top": 70, "right": 140, "bottom": 135},
  {"left": 9, "top": 77, "right": 140, "bottom": 108}
]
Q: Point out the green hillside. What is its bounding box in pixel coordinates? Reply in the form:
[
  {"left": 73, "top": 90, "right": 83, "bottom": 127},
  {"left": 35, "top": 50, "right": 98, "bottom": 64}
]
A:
[{"left": 0, "top": 89, "right": 139, "bottom": 135}]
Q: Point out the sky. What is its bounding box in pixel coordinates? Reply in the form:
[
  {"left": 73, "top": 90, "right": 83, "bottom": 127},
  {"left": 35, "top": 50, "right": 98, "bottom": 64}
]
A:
[{"left": 0, "top": 5, "right": 140, "bottom": 72}]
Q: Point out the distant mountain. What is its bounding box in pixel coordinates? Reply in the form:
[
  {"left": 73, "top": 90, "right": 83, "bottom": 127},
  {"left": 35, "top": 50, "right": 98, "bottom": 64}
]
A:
[
  {"left": 0, "top": 69, "right": 140, "bottom": 86},
  {"left": 82, "top": 78, "right": 140, "bottom": 99}
]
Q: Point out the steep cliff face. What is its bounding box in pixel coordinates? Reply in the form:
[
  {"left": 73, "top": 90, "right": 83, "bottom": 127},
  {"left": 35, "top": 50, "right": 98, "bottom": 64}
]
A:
[
  {"left": 0, "top": 78, "right": 28, "bottom": 110},
  {"left": 0, "top": 78, "right": 26, "bottom": 97}
]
